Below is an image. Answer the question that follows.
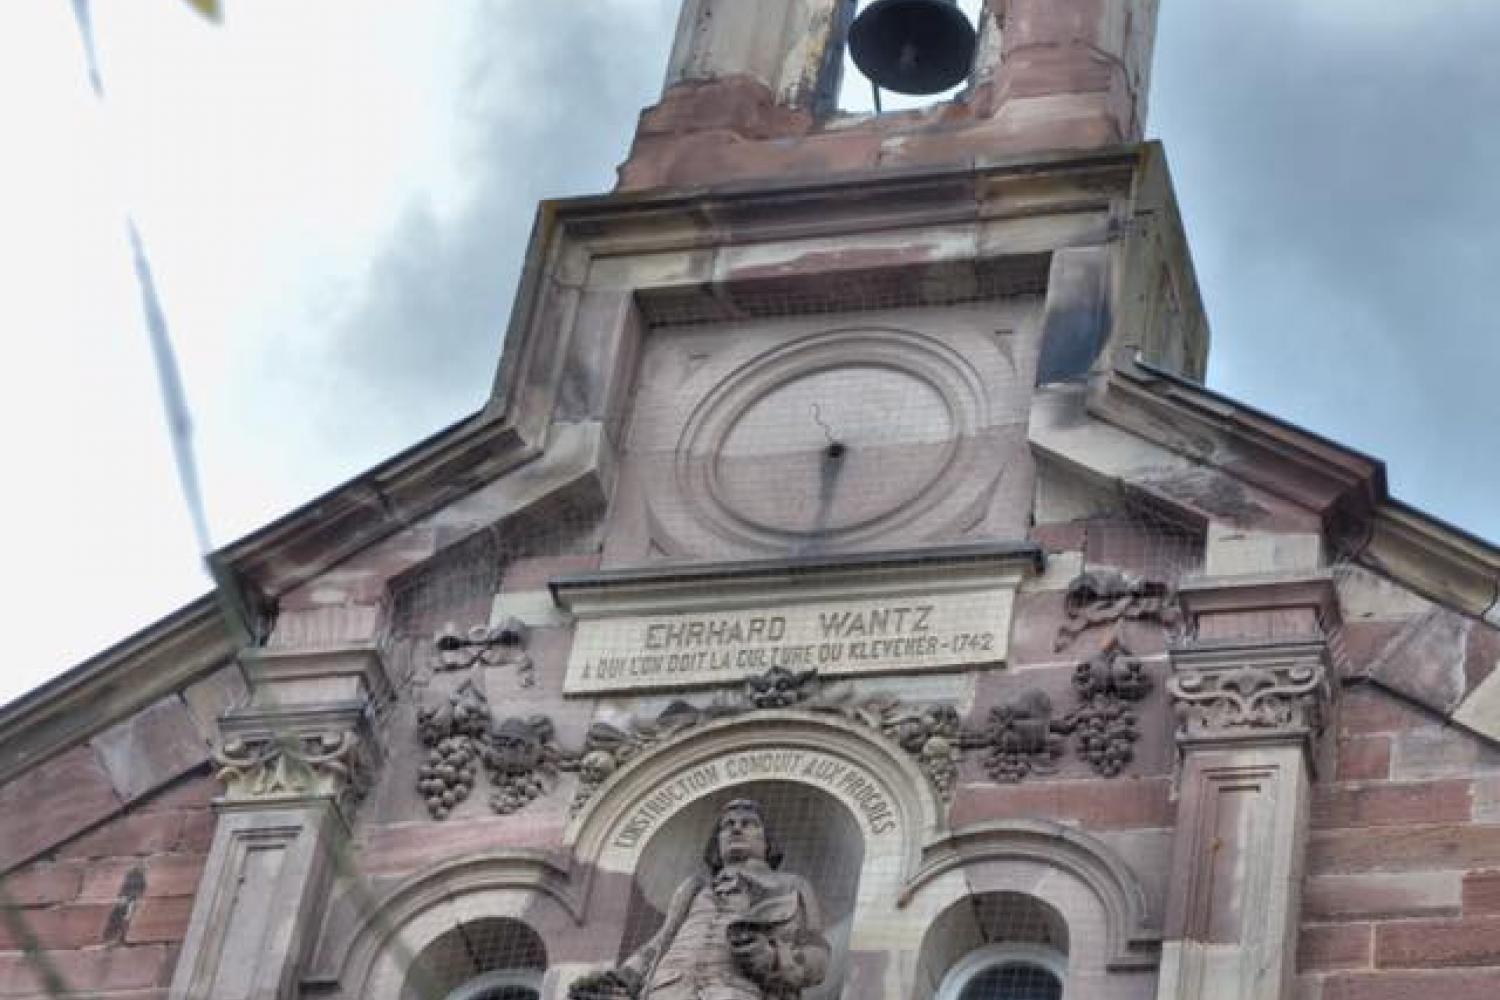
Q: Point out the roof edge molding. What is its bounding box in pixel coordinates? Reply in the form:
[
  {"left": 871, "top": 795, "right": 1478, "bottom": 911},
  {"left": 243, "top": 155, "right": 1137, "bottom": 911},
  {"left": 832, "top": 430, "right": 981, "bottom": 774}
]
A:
[{"left": 1093, "top": 359, "right": 1499, "bottom": 623}]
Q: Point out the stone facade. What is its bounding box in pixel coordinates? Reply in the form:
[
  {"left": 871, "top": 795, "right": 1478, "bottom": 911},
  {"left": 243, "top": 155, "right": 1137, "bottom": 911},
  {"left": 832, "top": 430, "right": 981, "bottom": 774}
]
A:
[{"left": 3, "top": 3, "right": 1500, "bottom": 999}]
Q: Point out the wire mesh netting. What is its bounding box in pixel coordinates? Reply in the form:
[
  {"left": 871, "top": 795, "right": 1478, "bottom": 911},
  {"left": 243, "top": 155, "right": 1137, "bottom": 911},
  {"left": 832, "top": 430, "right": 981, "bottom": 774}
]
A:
[
  {"left": 404, "top": 918, "right": 547, "bottom": 1000},
  {"left": 1, "top": 269, "right": 1410, "bottom": 1000},
  {"left": 955, "top": 964, "right": 1061, "bottom": 1000}
]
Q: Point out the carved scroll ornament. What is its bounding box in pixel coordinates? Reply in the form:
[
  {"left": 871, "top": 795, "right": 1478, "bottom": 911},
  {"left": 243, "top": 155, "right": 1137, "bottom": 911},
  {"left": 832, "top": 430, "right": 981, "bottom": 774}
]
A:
[
  {"left": 435, "top": 615, "right": 534, "bottom": 687},
  {"left": 1168, "top": 660, "right": 1329, "bottom": 740},
  {"left": 1055, "top": 568, "right": 1181, "bottom": 652},
  {"left": 213, "top": 729, "right": 365, "bottom": 804}
]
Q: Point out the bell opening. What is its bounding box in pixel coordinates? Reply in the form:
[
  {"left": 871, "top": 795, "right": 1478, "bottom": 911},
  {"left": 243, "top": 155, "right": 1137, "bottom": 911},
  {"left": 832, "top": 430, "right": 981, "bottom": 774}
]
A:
[{"left": 838, "top": 0, "right": 983, "bottom": 114}]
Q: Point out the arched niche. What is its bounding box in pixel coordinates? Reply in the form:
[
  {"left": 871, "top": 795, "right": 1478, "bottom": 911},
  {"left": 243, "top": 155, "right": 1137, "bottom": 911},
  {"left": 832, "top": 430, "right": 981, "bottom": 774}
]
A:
[
  {"left": 901, "top": 821, "right": 1161, "bottom": 1000},
  {"left": 402, "top": 917, "right": 546, "bottom": 1000},
  {"left": 618, "top": 781, "right": 863, "bottom": 1000},
  {"left": 561, "top": 710, "right": 947, "bottom": 991},
  {"left": 318, "top": 852, "right": 580, "bottom": 1000},
  {"left": 567, "top": 710, "right": 942, "bottom": 888}
]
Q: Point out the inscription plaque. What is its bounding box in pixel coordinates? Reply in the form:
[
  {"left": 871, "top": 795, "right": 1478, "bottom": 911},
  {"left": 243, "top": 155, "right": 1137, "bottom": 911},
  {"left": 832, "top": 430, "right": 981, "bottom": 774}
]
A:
[
  {"left": 553, "top": 545, "right": 1039, "bottom": 696},
  {"left": 609, "top": 750, "right": 899, "bottom": 851}
]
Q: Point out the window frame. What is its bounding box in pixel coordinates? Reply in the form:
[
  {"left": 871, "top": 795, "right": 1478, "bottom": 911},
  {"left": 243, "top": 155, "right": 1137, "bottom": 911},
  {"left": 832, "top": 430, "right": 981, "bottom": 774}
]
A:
[
  {"left": 441, "top": 969, "right": 543, "bottom": 1000},
  {"left": 935, "top": 942, "right": 1068, "bottom": 1000}
]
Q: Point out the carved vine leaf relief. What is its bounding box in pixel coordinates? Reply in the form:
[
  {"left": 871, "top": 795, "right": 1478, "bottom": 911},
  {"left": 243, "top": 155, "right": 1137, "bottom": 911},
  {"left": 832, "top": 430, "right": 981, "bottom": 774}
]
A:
[
  {"left": 415, "top": 678, "right": 561, "bottom": 819},
  {"left": 413, "top": 571, "right": 1180, "bottom": 821},
  {"left": 1168, "top": 661, "right": 1328, "bottom": 738},
  {"left": 980, "top": 643, "right": 1152, "bottom": 782},
  {"left": 1054, "top": 568, "right": 1182, "bottom": 653},
  {"left": 414, "top": 654, "right": 1164, "bottom": 821},
  {"left": 213, "top": 730, "right": 365, "bottom": 804}
]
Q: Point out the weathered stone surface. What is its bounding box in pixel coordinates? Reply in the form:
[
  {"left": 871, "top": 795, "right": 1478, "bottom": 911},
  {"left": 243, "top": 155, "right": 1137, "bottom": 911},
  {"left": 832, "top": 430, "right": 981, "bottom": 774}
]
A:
[
  {"left": 500, "top": 553, "right": 602, "bottom": 593},
  {"left": 137, "top": 773, "right": 218, "bottom": 814},
  {"left": 1303, "top": 872, "right": 1461, "bottom": 921},
  {"left": 1335, "top": 565, "right": 1439, "bottom": 622},
  {"left": 1338, "top": 686, "right": 1435, "bottom": 738},
  {"left": 0, "top": 944, "right": 173, "bottom": 995},
  {"left": 949, "top": 776, "right": 1174, "bottom": 830},
  {"left": 1363, "top": 609, "right": 1469, "bottom": 716},
  {"left": 1464, "top": 622, "right": 1500, "bottom": 694},
  {"left": 124, "top": 896, "right": 194, "bottom": 945},
  {"left": 76, "top": 860, "right": 142, "bottom": 903},
  {"left": 1311, "top": 780, "right": 1471, "bottom": 829},
  {"left": 90, "top": 697, "right": 208, "bottom": 804},
  {"left": 1205, "top": 526, "right": 1322, "bottom": 578},
  {"left": 57, "top": 811, "right": 185, "bottom": 861},
  {"left": 1335, "top": 736, "right": 1392, "bottom": 782},
  {"left": 0, "top": 746, "right": 121, "bottom": 872},
  {"left": 1310, "top": 825, "right": 1500, "bottom": 874},
  {"left": 179, "top": 664, "right": 248, "bottom": 742},
  {"left": 1375, "top": 916, "right": 1500, "bottom": 968},
  {"left": 0, "top": 863, "right": 82, "bottom": 907},
  {"left": 1297, "top": 923, "right": 1371, "bottom": 972},
  {"left": 360, "top": 814, "right": 565, "bottom": 877},
  {"left": 0, "top": 903, "right": 114, "bottom": 951},
  {"left": 1391, "top": 727, "right": 1500, "bottom": 781},
  {"left": 1461, "top": 869, "right": 1500, "bottom": 915},
  {"left": 1323, "top": 970, "right": 1500, "bottom": 1000},
  {"left": 143, "top": 854, "right": 205, "bottom": 899}
]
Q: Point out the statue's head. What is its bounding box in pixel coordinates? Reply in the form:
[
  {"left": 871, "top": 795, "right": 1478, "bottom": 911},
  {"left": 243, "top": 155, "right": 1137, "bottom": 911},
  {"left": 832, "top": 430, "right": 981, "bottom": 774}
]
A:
[{"left": 703, "top": 798, "right": 784, "bottom": 871}]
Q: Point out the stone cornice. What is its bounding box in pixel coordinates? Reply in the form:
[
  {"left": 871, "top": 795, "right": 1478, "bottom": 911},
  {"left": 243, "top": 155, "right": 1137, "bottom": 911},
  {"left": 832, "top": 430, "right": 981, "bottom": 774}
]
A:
[
  {"left": 217, "top": 413, "right": 533, "bottom": 608},
  {"left": 1100, "top": 358, "right": 1384, "bottom": 525},
  {"left": 0, "top": 596, "right": 234, "bottom": 785},
  {"left": 1362, "top": 501, "right": 1500, "bottom": 626},
  {"left": 550, "top": 542, "right": 1043, "bottom": 611},
  {"left": 1176, "top": 573, "right": 1342, "bottom": 638},
  {"left": 1100, "top": 359, "right": 1500, "bottom": 624}
]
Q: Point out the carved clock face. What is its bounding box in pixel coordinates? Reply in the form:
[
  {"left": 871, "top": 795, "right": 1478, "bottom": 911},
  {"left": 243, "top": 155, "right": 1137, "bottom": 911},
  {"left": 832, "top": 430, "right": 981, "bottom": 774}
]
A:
[
  {"left": 709, "top": 363, "right": 959, "bottom": 536},
  {"left": 613, "top": 304, "right": 1036, "bottom": 562}
]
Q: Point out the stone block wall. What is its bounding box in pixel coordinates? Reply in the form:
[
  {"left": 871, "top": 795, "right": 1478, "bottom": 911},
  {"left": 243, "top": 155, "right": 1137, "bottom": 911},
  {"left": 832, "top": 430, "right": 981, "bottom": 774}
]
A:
[
  {"left": 1278, "top": 563, "right": 1500, "bottom": 999},
  {"left": 0, "top": 772, "right": 218, "bottom": 999},
  {"left": 1297, "top": 680, "right": 1500, "bottom": 999}
]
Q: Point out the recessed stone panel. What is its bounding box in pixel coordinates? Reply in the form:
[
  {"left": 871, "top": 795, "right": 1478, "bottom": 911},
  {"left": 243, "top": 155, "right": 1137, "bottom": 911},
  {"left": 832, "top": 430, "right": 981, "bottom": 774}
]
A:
[{"left": 554, "top": 545, "right": 1037, "bottom": 695}]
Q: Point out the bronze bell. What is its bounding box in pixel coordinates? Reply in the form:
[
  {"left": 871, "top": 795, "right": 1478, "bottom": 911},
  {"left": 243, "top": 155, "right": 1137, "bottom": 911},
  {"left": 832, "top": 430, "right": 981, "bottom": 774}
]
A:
[{"left": 848, "top": 0, "right": 977, "bottom": 96}]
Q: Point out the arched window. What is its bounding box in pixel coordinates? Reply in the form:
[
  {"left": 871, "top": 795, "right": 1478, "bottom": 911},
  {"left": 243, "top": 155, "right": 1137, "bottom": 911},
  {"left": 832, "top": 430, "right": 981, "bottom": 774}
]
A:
[
  {"left": 442, "top": 969, "right": 541, "bottom": 1000},
  {"left": 402, "top": 917, "right": 545, "bottom": 1000},
  {"left": 937, "top": 943, "right": 1067, "bottom": 1000},
  {"left": 921, "top": 893, "right": 1070, "bottom": 1000}
]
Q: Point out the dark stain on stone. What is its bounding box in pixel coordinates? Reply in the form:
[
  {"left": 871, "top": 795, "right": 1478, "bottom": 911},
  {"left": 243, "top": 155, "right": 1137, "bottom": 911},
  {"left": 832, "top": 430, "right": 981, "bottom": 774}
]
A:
[{"left": 103, "top": 866, "right": 146, "bottom": 944}]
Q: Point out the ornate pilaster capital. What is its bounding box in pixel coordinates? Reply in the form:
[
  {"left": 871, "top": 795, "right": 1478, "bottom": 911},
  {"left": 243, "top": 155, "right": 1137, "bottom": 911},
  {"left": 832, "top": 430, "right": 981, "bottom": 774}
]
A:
[
  {"left": 213, "top": 704, "right": 375, "bottom": 813},
  {"left": 1168, "top": 640, "right": 1333, "bottom": 757},
  {"left": 212, "top": 643, "right": 393, "bottom": 815}
]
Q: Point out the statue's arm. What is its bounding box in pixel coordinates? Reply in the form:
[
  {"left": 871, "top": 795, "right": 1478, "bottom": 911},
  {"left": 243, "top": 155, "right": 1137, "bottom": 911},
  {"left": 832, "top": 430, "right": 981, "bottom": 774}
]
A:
[
  {"left": 780, "top": 878, "right": 830, "bottom": 988},
  {"left": 569, "top": 879, "right": 698, "bottom": 999},
  {"left": 730, "top": 876, "right": 830, "bottom": 992},
  {"left": 622, "top": 877, "right": 700, "bottom": 979}
]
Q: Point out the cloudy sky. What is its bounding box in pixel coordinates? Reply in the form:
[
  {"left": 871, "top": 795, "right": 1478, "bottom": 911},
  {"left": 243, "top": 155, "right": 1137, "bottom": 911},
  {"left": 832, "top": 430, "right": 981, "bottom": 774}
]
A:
[{"left": 0, "top": 1, "right": 1495, "bottom": 706}]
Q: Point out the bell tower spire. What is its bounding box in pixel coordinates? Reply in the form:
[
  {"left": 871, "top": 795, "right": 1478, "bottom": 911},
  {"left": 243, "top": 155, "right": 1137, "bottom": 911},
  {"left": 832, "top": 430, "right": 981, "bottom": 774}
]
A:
[{"left": 620, "top": 0, "right": 1162, "bottom": 190}]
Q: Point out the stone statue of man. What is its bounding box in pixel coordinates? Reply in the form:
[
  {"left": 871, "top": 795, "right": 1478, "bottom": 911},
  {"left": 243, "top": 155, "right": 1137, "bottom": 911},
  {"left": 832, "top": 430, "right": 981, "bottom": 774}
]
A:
[{"left": 569, "top": 798, "right": 830, "bottom": 1000}]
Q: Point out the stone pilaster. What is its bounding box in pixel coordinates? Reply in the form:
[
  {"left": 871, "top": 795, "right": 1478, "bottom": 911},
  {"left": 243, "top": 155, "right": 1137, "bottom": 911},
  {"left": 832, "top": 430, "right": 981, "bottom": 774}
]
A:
[
  {"left": 1156, "top": 576, "right": 1338, "bottom": 1000},
  {"left": 167, "top": 645, "right": 390, "bottom": 1000}
]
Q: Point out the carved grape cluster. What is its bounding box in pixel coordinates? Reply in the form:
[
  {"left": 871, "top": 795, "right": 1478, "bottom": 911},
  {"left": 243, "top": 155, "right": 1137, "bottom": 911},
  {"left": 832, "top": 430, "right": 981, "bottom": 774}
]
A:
[
  {"left": 488, "top": 770, "right": 547, "bottom": 814},
  {"left": 1069, "top": 698, "right": 1137, "bottom": 777},
  {"left": 416, "top": 679, "right": 490, "bottom": 819},
  {"left": 417, "top": 738, "right": 479, "bottom": 819}
]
